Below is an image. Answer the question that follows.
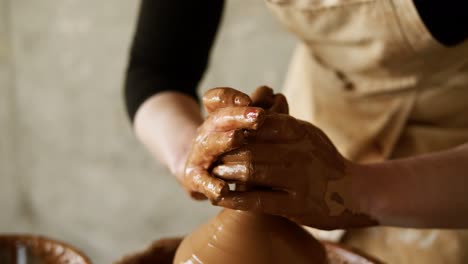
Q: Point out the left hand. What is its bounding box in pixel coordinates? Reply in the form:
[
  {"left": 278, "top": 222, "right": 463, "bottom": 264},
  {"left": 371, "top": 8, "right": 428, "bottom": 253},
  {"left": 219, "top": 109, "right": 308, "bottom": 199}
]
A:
[{"left": 182, "top": 88, "right": 264, "bottom": 200}]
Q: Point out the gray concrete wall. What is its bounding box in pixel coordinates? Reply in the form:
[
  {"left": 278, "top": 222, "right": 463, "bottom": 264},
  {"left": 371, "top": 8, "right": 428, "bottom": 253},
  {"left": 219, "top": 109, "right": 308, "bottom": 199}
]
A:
[
  {"left": 0, "top": 0, "right": 21, "bottom": 232},
  {"left": 0, "top": 1, "right": 295, "bottom": 263}
]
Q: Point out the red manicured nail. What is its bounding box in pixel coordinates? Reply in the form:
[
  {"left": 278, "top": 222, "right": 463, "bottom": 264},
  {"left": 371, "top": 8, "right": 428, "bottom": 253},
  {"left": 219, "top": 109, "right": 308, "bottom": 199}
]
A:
[{"left": 245, "top": 108, "right": 259, "bottom": 120}]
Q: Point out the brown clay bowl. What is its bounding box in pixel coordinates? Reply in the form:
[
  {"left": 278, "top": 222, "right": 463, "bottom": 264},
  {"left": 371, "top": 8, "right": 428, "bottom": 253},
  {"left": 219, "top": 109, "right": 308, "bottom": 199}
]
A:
[
  {"left": 116, "top": 238, "right": 383, "bottom": 264},
  {"left": 0, "top": 235, "right": 92, "bottom": 264}
]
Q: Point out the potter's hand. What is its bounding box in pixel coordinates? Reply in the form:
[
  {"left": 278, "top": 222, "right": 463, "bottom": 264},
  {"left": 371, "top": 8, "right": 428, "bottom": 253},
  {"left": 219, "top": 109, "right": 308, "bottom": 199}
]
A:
[
  {"left": 115, "top": 237, "right": 182, "bottom": 264},
  {"left": 249, "top": 85, "right": 289, "bottom": 114},
  {"left": 183, "top": 88, "right": 266, "bottom": 200},
  {"left": 213, "top": 111, "right": 376, "bottom": 230}
]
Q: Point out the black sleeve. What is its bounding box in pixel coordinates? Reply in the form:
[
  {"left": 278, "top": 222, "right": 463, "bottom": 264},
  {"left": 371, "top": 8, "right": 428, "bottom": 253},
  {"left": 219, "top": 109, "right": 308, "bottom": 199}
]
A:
[
  {"left": 413, "top": 0, "right": 468, "bottom": 46},
  {"left": 125, "top": 0, "right": 225, "bottom": 122}
]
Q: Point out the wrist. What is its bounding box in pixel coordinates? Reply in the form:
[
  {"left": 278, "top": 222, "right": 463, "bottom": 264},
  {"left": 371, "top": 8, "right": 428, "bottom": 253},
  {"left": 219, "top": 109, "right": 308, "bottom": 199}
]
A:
[
  {"left": 346, "top": 161, "right": 373, "bottom": 217},
  {"left": 134, "top": 92, "right": 203, "bottom": 179},
  {"left": 321, "top": 159, "right": 378, "bottom": 228},
  {"left": 323, "top": 159, "right": 364, "bottom": 216},
  {"left": 168, "top": 127, "right": 197, "bottom": 181},
  {"left": 349, "top": 159, "right": 414, "bottom": 227}
]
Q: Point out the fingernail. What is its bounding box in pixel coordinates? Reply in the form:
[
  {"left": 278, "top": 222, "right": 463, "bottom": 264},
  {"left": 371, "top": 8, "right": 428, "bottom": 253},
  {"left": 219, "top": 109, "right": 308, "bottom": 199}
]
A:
[
  {"left": 245, "top": 108, "right": 262, "bottom": 121},
  {"left": 234, "top": 95, "right": 251, "bottom": 107}
]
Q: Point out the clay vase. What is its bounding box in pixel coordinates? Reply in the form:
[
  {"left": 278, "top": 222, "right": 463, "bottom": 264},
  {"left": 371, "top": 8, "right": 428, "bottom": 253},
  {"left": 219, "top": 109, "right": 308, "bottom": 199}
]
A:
[
  {"left": 0, "top": 235, "right": 92, "bottom": 264},
  {"left": 174, "top": 209, "right": 328, "bottom": 264}
]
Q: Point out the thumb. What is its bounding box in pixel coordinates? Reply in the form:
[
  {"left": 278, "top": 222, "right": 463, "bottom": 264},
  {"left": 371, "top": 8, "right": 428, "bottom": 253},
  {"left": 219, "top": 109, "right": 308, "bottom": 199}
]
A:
[{"left": 203, "top": 87, "right": 252, "bottom": 114}]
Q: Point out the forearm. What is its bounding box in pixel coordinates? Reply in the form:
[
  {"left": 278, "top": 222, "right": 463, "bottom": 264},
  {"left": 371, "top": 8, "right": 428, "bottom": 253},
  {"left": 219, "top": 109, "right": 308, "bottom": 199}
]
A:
[
  {"left": 352, "top": 143, "right": 468, "bottom": 228},
  {"left": 134, "top": 92, "right": 203, "bottom": 180},
  {"left": 124, "top": 0, "right": 224, "bottom": 121}
]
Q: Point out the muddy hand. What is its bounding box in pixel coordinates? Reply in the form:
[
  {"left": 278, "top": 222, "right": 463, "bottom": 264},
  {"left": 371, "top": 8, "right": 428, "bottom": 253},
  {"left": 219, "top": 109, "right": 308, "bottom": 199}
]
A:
[
  {"left": 202, "top": 87, "right": 252, "bottom": 114},
  {"left": 251, "top": 85, "right": 289, "bottom": 114},
  {"left": 183, "top": 87, "right": 265, "bottom": 201},
  {"left": 213, "top": 106, "right": 377, "bottom": 230}
]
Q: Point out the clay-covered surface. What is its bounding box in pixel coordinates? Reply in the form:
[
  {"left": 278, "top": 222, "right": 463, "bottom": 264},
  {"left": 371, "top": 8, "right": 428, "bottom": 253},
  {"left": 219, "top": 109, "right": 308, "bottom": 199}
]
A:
[
  {"left": 115, "top": 238, "right": 181, "bottom": 264},
  {"left": 116, "top": 237, "right": 383, "bottom": 264},
  {"left": 174, "top": 210, "right": 328, "bottom": 264},
  {"left": 0, "top": 235, "right": 91, "bottom": 264}
]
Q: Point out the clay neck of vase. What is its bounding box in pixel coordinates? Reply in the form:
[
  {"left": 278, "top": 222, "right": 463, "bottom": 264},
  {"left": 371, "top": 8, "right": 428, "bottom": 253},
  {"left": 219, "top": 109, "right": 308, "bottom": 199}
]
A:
[
  {"left": 222, "top": 209, "right": 265, "bottom": 219},
  {"left": 220, "top": 209, "right": 278, "bottom": 221},
  {"left": 215, "top": 209, "right": 295, "bottom": 231}
]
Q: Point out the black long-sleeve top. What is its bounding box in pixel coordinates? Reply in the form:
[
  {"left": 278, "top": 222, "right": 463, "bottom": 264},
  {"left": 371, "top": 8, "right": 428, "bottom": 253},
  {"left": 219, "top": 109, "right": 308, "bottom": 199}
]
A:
[{"left": 125, "top": 0, "right": 468, "bottom": 122}]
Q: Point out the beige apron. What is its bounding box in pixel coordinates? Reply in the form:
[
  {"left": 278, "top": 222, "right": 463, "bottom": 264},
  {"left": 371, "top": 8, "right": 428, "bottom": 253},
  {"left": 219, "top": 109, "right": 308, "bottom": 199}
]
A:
[{"left": 265, "top": 0, "right": 468, "bottom": 263}]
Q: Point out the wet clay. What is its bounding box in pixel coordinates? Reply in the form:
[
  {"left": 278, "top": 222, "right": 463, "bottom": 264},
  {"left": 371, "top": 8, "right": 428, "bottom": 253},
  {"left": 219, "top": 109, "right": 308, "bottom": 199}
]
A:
[
  {"left": 115, "top": 238, "right": 181, "bottom": 264},
  {"left": 0, "top": 235, "right": 91, "bottom": 264},
  {"left": 172, "top": 87, "right": 379, "bottom": 264},
  {"left": 173, "top": 209, "right": 328, "bottom": 264},
  {"left": 117, "top": 234, "right": 382, "bottom": 264},
  {"left": 173, "top": 210, "right": 383, "bottom": 264}
]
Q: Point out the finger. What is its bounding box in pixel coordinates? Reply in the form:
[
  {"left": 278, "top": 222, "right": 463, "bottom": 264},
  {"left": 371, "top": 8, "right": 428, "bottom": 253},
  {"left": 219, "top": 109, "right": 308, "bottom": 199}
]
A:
[
  {"left": 189, "top": 191, "right": 208, "bottom": 200},
  {"left": 212, "top": 163, "right": 293, "bottom": 189},
  {"left": 215, "top": 191, "right": 292, "bottom": 217},
  {"left": 218, "top": 148, "right": 250, "bottom": 163},
  {"left": 185, "top": 169, "right": 228, "bottom": 201},
  {"left": 247, "top": 113, "right": 305, "bottom": 142},
  {"left": 203, "top": 87, "right": 251, "bottom": 114},
  {"left": 189, "top": 130, "right": 246, "bottom": 168},
  {"left": 206, "top": 106, "right": 265, "bottom": 132},
  {"left": 269, "top": 93, "right": 289, "bottom": 114},
  {"left": 251, "top": 86, "right": 275, "bottom": 109},
  {"left": 219, "top": 144, "right": 311, "bottom": 164},
  {"left": 212, "top": 163, "right": 247, "bottom": 182}
]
